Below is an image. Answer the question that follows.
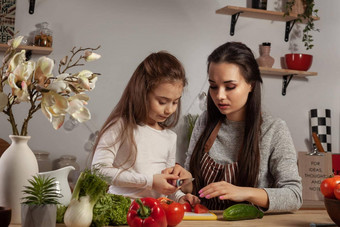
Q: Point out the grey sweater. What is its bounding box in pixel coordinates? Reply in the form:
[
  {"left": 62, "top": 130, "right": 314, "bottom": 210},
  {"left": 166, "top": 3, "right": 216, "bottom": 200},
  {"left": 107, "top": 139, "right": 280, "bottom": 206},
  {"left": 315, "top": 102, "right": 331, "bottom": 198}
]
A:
[{"left": 184, "top": 111, "right": 303, "bottom": 212}]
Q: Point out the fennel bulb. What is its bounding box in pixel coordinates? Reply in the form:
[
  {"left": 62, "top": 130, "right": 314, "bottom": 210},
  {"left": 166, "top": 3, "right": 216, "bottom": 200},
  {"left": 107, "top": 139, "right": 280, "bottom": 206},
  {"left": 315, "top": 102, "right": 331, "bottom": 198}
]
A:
[
  {"left": 63, "top": 168, "right": 108, "bottom": 227},
  {"left": 64, "top": 196, "right": 93, "bottom": 227}
]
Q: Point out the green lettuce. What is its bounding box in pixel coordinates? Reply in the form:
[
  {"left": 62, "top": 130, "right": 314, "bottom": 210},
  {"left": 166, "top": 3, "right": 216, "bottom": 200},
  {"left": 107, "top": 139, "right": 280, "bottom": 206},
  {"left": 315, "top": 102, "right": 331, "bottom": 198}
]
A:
[
  {"left": 91, "top": 193, "right": 131, "bottom": 227},
  {"left": 56, "top": 205, "right": 67, "bottom": 223}
]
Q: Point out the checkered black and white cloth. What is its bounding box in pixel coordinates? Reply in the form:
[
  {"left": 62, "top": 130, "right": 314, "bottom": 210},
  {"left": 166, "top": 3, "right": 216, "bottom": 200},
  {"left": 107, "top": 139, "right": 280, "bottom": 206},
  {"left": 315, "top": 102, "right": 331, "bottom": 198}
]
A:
[{"left": 309, "top": 109, "right": 332, "bottom": 152}]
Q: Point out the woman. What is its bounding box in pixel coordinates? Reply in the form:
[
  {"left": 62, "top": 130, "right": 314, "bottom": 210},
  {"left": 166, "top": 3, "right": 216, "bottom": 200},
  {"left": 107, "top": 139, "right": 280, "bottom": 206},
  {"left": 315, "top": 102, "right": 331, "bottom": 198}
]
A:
[{"left": 184, "top": 42, "right": 302, "bottom": 212}]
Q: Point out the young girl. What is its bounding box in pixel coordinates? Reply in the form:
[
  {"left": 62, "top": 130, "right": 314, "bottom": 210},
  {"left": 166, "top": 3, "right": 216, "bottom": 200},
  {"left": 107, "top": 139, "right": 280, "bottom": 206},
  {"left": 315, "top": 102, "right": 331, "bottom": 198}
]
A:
[
  {"left": 184, "top": 42, "right": 302, "bottom": 212},
  {"left": 92, "top": 51, "right": 191, "bottom": 201}
]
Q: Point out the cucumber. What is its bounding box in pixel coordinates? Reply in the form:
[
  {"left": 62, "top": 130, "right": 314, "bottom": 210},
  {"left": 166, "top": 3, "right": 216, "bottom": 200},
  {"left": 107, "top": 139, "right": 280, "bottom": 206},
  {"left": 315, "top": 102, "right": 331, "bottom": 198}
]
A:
[{"left": 223, "top": 204, "right": 264, "bottom": 221}]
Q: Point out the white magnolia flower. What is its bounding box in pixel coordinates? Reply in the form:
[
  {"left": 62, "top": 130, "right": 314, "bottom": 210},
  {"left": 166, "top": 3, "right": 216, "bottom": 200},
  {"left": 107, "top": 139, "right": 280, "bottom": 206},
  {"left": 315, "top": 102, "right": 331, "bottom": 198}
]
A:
[
  {"left": 41, "top": 91, "right": 69, "bottom": 129},
  {"left": 34, "top": 56, "right": 54, "bottom": 86},
  {"left": 47, "top": 73, "right": 70, "bottom": 93},
  {"left": 6, "top": 50, "right": 26, "bottom": 74},
  {"left": 84, "top": 51, "right": 101, "bottom": 62},
  {"left": 67, "top": 94, "right": 91, "bottom": 123},
  {"left": 75, "top": 70, "right": 97, "bottom": 90},
  {"left": 8, "top": 36, "right": 24, "bottom": 49},
  {"left": 8, "top": 61, "right": 35, "bottom": 102}
]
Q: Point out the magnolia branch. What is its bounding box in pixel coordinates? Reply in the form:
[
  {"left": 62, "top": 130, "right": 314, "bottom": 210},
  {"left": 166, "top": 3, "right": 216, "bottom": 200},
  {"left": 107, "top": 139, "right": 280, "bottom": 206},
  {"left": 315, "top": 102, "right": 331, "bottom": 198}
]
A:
[
  {"left": 3, "top": 95, "right": 19, "bottom": 135},
  {"left": 58, "top": 45, "right": 101, "bottom": 74},
  {"left": 20, "top": 86, "right": 42, "bottom": 136}
]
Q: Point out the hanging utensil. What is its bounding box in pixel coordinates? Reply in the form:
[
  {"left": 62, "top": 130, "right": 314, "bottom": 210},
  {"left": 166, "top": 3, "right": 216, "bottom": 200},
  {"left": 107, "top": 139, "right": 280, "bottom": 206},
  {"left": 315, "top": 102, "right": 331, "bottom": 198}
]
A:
[{"left": 312, "top": 132, "right": 325, "bottom": 153}]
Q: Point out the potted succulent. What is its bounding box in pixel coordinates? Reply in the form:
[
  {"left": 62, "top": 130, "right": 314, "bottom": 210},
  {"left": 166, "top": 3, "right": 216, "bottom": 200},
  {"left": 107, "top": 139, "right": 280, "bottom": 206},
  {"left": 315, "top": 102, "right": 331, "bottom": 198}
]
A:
[
  {"left": 284, "top": 0, "right": 319, "bottom": 50},
  {"left": 21, "top": 175, "right": 62, "bottom": 227}
]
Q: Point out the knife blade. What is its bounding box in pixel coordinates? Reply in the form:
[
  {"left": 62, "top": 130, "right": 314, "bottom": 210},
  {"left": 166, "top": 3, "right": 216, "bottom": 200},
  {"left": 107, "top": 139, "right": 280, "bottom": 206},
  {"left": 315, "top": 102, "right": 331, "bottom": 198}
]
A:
[{"left": 176, "top": 178, "right": 195, "bottom": 188}]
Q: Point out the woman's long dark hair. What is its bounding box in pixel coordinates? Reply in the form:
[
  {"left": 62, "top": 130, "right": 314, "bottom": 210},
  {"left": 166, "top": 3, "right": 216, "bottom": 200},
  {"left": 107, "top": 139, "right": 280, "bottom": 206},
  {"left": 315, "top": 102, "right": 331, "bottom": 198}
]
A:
[{"left": 189, "top": 42, "right": 263, "bottom": 194}]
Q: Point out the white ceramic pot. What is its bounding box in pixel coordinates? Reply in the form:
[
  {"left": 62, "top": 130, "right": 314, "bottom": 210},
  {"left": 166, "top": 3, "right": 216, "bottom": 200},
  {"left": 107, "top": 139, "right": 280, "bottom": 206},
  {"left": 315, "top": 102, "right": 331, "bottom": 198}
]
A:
[{"left": 0, "top": 135, "right": 39, "bottom": 224}]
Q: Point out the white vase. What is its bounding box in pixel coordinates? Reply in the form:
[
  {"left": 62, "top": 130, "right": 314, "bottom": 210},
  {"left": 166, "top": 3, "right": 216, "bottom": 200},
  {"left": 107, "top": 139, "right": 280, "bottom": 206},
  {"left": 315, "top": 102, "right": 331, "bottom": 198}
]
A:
[{"left": 0, "top": 135, "right": 39, "bottom": 224}]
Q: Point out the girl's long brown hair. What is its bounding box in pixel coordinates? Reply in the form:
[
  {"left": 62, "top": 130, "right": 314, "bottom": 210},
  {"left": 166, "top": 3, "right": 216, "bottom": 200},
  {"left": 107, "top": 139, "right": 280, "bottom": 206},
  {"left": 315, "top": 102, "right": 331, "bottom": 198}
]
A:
[
  {"left": 92, "top": 51, "right": 187, "bottom": 168},
  {"left": 189, "top": 42, "right": 263, "bottom": 194}
]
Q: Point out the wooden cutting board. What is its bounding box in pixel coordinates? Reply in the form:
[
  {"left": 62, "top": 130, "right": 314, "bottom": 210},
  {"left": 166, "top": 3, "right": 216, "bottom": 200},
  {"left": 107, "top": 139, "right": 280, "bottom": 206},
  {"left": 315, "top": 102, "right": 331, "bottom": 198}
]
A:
[{"left": 183, "top": 211, "right": 217, "bottom": 220}]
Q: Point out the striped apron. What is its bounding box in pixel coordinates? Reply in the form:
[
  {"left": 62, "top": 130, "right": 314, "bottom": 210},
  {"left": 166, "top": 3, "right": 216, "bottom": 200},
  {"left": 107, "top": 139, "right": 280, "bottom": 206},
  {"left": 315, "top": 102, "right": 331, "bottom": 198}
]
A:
[{"left": 200, "top": 121, "right": 239, "bottom": 210}]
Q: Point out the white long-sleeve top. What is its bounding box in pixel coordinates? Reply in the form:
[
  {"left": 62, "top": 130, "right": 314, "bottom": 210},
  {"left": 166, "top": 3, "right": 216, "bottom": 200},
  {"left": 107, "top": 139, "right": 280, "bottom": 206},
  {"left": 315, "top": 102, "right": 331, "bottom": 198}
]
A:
[{"left": 92, "top": 121, "right": 177, "bottom": 199}]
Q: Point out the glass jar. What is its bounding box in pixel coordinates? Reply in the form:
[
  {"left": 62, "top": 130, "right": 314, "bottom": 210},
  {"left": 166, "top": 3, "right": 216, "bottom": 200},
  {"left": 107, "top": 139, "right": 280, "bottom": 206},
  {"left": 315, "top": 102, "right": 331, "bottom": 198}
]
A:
[
  {"left": 34, "top": 22, "right": 53, "bottom": 47},
  {"left": 34, "top": 151, "right": 52, "bottom": 172},
  {"left": 56, "top": 155, "right": 80, "bottom": 190}
]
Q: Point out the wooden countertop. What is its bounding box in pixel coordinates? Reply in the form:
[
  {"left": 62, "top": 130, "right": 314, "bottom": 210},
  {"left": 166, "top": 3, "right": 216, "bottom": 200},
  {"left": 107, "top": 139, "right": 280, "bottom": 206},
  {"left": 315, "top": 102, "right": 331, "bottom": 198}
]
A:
[{"left": 9, "top": 209, "right": 335, "bottom": 227}]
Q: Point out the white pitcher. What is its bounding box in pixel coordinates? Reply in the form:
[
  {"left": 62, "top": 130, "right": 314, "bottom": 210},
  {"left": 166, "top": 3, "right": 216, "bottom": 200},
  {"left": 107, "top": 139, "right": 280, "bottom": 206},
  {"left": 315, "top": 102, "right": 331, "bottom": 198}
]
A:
[{"left": 38, "top": 166, "right": 75, "bottom": 206}]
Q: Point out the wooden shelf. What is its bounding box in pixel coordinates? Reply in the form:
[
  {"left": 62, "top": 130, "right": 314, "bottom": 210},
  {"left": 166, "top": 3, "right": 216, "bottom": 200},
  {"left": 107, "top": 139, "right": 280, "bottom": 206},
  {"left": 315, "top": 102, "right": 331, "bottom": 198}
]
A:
[
  {"left": 0, "top": 43, "right": 53, "bottom": 55},
  {"left": 260, "top": 67, "right": 318, "bottom": 78},
  {"left": 216, "top": 5, "right": 320, "bottom": 41},
  {"left": 259, "top": 67, "right": 317, "bottom": 96},
  {"left": 216, "top": 6, "right": 320, "bottom": 22}
]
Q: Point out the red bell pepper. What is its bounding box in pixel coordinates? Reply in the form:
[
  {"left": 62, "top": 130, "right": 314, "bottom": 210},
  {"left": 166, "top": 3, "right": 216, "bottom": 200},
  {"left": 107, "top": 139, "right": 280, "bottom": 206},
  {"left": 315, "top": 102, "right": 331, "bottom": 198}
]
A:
[{"left": 127, "top": 197, "right": 167, "bottom": 227}]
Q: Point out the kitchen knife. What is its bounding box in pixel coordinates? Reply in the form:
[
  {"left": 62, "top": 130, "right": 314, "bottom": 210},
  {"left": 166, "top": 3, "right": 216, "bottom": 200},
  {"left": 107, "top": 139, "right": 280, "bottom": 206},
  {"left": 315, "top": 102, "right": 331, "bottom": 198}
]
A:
[{"left": 176, "top": 178, "right": 195, "bottom": 188}]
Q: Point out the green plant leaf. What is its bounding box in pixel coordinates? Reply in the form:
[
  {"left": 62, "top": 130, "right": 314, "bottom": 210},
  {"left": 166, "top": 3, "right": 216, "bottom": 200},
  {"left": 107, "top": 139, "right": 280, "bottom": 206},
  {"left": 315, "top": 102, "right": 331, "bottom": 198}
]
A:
[{"left": 21, "top": 175, "right": 62, "bottom": 205}]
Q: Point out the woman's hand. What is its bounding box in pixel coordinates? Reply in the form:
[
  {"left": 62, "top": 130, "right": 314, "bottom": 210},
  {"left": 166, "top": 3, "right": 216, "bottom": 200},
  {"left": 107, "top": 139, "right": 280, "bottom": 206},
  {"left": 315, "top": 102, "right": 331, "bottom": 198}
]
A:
[
  {"left": 152, "top": 174, "right": 179, "bottom": 195},
  {"left": 198, "top": 181, "right": 269, "bottom": 208},
  {"left": 199, "top": 181, "right": 248, "bottom": 202},
  {"left": 178, "top": 193, "right": 201, "bottom": 207}
]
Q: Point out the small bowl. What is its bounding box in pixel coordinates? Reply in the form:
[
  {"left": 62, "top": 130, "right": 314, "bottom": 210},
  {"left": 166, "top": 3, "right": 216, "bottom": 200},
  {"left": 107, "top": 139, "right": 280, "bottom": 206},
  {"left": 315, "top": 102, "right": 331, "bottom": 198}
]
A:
[
  {"left": 284, "top": 53, "right": 313, "bottom": 71},
  {"left": 0, "top": 207, "right": 11, "bottom": 227},
  {"left": 324, "top": 197, "right": 340, "bottom": 226}
]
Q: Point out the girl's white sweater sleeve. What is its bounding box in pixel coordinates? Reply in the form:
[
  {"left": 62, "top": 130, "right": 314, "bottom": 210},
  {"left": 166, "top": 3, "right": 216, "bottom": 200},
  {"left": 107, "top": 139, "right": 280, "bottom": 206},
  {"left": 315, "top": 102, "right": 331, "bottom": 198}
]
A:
[{"left": 92, "top": 124, "right": 153, "bottom": 190}]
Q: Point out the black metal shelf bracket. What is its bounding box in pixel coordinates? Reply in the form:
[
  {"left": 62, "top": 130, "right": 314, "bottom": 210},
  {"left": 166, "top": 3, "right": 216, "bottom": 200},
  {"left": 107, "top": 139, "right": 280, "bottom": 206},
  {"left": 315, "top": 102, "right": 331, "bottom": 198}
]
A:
[
  {"left": 230, "top": 12, "right": 242, "bottom": 36},
  {"left": 282, "top": 74, "right": 295, "bottom": 96},
  {"left": 284, "top": 20, "right": 296, "bottom": 42}
]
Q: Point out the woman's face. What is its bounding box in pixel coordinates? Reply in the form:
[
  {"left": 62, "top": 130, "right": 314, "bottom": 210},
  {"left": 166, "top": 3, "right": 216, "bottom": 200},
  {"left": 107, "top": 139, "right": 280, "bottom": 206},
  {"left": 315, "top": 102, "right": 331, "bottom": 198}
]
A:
[{"left": 208, "top": 62, "right": 252, "bottom": 122}]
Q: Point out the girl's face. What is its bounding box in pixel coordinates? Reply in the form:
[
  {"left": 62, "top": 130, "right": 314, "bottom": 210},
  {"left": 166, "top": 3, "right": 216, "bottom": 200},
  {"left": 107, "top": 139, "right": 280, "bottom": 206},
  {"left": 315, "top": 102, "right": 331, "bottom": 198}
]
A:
[
  {"left": 146, "top": 81, "right": 183, "bottom": 129},
  {"left": 208, "top": 62, "right": 252, "bottom": 122}
]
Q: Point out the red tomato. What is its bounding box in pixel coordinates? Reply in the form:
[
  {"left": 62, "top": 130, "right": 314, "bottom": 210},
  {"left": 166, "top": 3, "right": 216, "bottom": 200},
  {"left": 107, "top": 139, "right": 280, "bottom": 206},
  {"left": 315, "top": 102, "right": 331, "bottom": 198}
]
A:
[
  {"left": 320, "top": 177, "right": 340, "bottom": 198},
  {"left": 194, "top": 204, "right": 209, "bottom": 213},
  {"left": 158, "top": 198, "right": 184, "bottom": 227},
  {"left": 182, "top": 202, "right": 192, "bottom": 212},
  {"left": 334, "top": 183, "right": 340, "bottom": 200}
]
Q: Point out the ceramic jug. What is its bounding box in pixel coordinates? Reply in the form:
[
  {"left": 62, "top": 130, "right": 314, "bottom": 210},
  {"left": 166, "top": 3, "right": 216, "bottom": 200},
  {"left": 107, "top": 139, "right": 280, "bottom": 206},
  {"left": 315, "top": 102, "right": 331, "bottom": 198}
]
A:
[{"left": 38, "top": 166, "right": 75, "bottom": 206}]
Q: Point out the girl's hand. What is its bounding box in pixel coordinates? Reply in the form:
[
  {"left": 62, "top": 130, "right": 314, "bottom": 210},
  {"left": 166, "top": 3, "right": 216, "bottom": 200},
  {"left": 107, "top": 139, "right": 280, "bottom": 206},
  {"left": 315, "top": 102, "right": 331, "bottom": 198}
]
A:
[
  {"left": 162, "top": 164, "right": 192, "bottom": 189},
  {"left": 162, "top": 164, "right": 192, "bottom": 179},
  {"left": 153, "top": 174, "right": 179, "bottom": 195},
  {"left": 179, "top": 193, "right": 201, "bottom": 207},
  {"left": 198, "top": 181, "right": 250, "bottom": 202}
]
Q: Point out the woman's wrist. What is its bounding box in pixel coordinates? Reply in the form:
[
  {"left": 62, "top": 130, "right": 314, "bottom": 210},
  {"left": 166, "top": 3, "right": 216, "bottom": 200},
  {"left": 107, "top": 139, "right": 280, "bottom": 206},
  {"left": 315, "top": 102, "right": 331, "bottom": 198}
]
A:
[{"left": 246, "top": 187, "right": 269, "bottom": 208}]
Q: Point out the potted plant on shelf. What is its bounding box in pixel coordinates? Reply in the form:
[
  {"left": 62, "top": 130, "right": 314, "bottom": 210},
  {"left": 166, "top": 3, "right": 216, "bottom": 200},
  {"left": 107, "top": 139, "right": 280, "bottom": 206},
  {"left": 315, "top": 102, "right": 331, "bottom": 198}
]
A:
[
  {"left": 21, "top": 175, "right": 61, "bottom": 227},
  {"left": 284, "top": 0, "right": 319, "bottom": 50}
]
